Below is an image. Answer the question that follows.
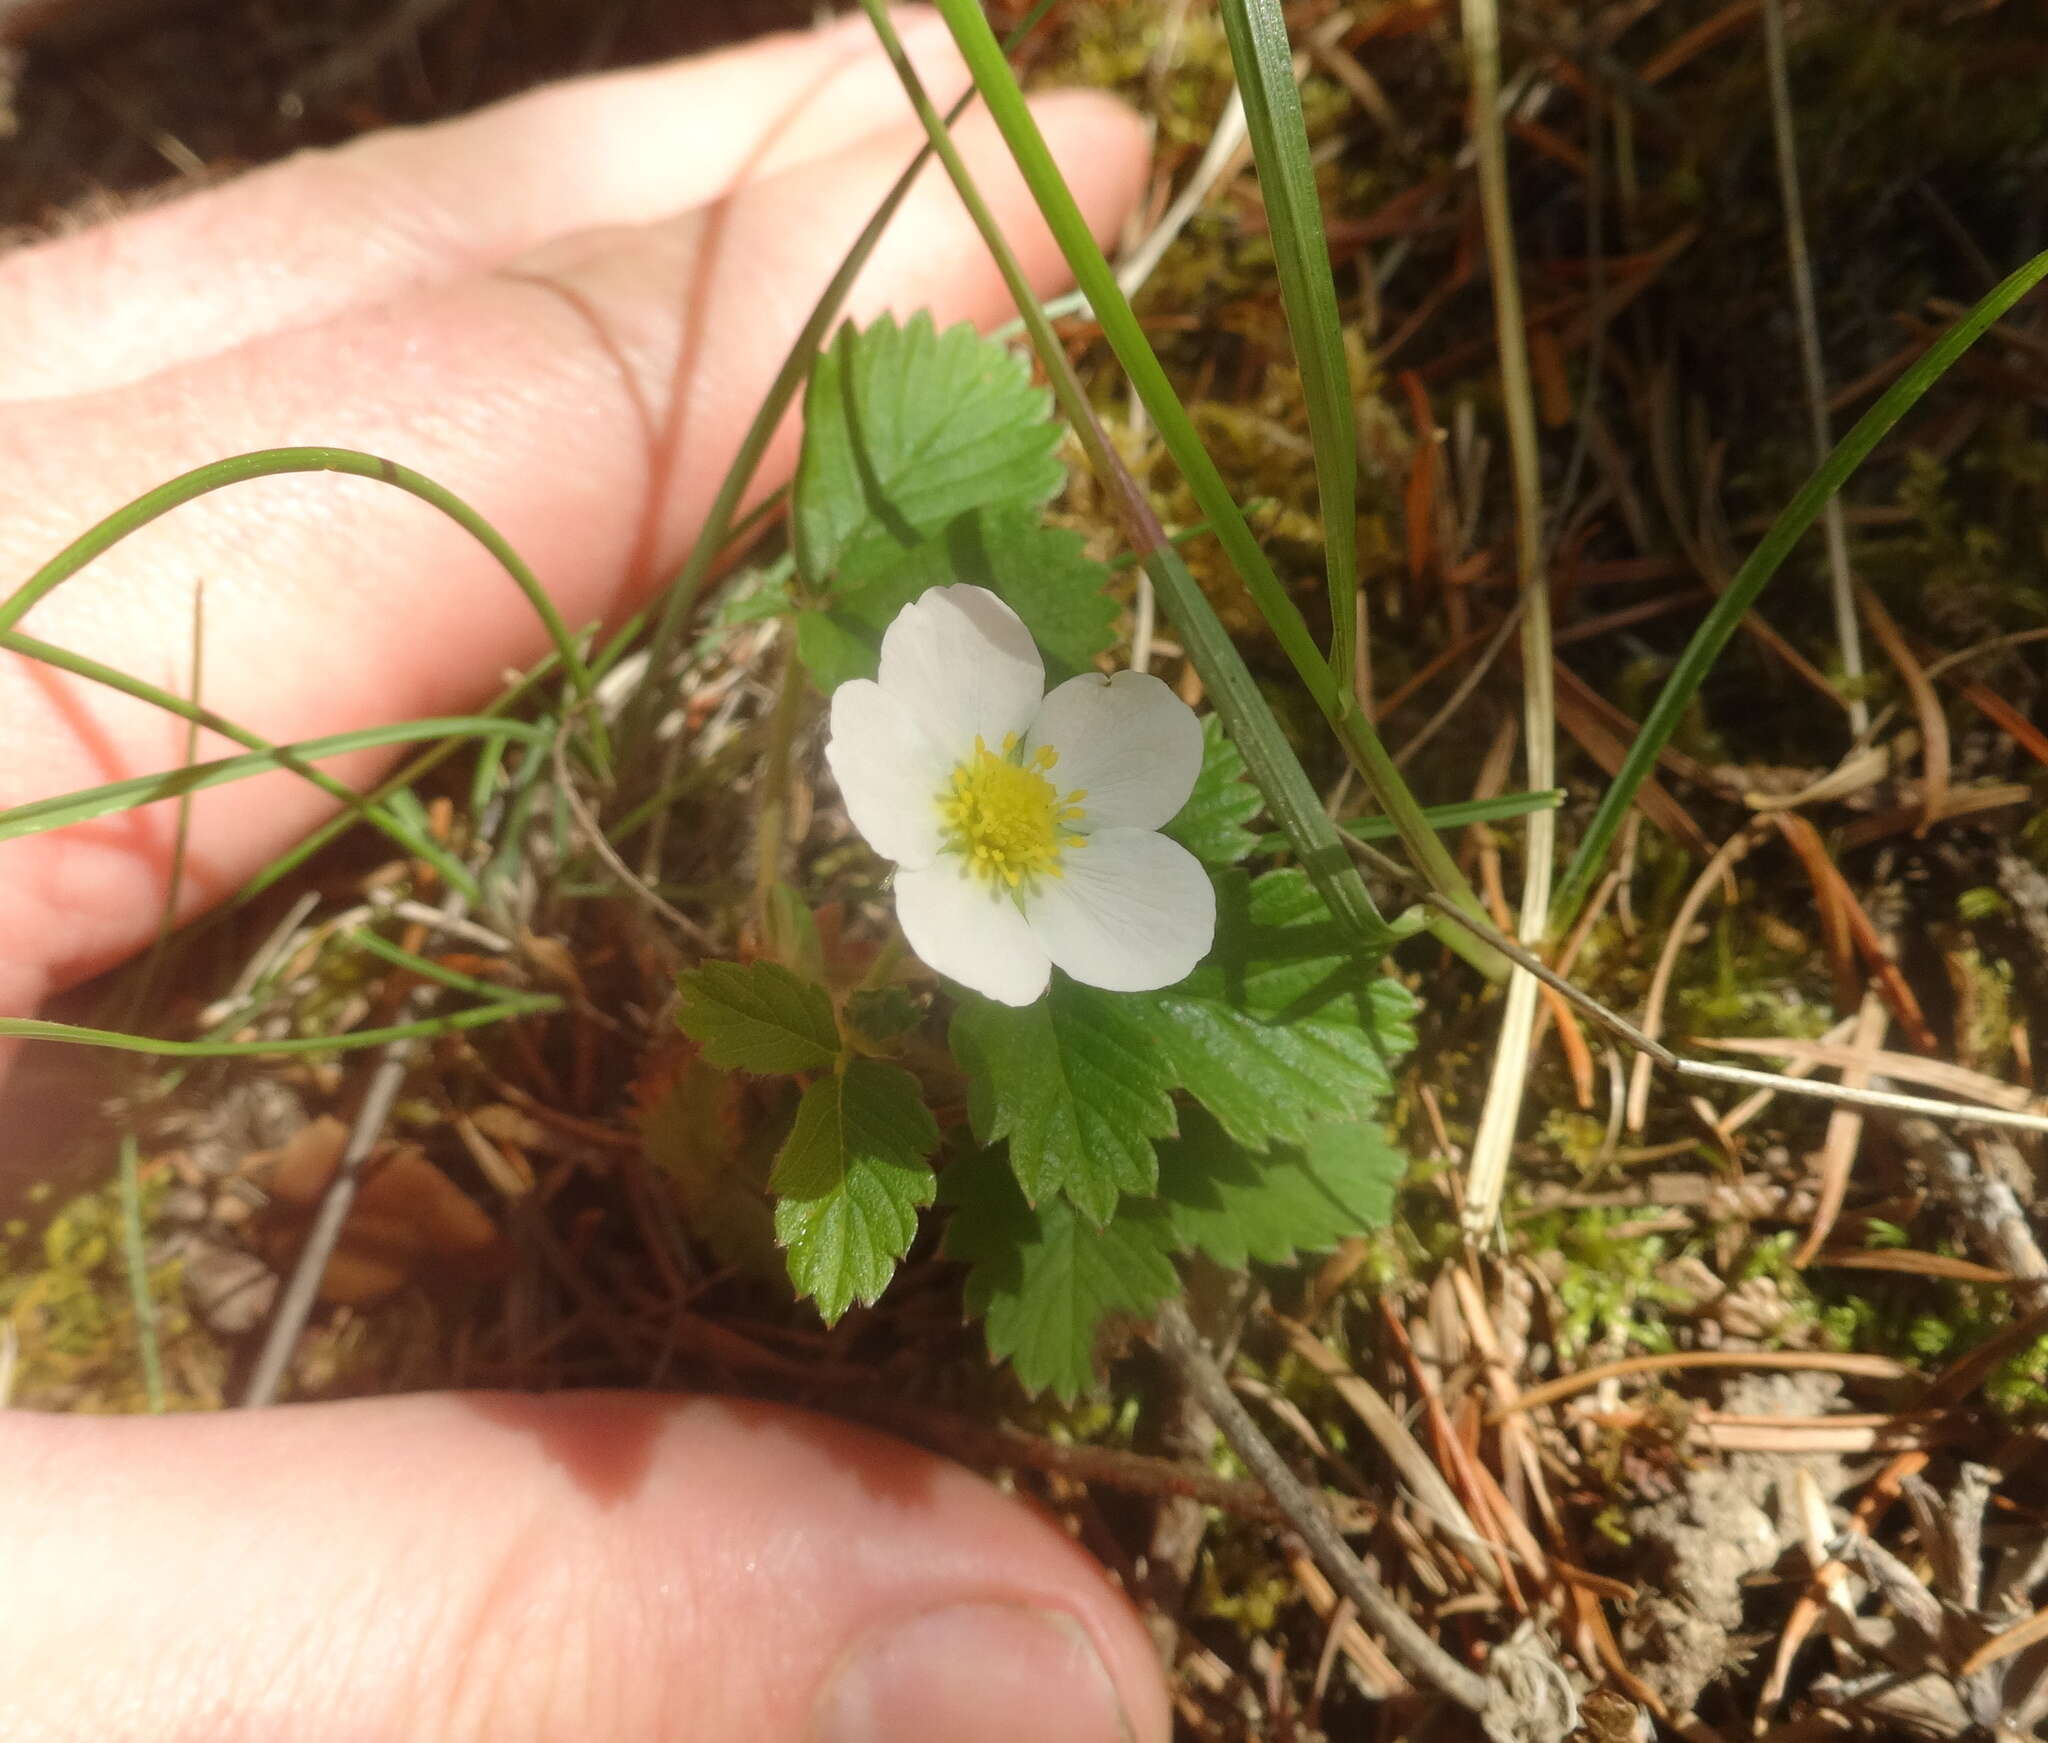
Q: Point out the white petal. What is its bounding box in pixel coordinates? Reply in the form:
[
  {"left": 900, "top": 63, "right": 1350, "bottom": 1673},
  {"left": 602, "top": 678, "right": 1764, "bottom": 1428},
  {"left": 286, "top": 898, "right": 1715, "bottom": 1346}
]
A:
[
  {"left": 824, "top": 679, "right": 949, "bottom": 869},
  {"left": 1025, "top": 829, "right": 1215, "bottom": 993},
  {"left": 1025, "top": 672, "right": 1203, "bottom": 832},
  {"left": 894, "top": 860, "right": 1051, "bottom": 1006},
  {"left": 877, "top": 585, "right": 1043, "bottom": 754}
]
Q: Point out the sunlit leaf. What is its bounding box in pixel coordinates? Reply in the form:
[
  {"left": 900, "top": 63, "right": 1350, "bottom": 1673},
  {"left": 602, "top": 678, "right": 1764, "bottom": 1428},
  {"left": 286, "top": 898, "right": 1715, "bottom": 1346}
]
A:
[{"left": 771, "top": 1060, "right": 939, "bottom": 1321}]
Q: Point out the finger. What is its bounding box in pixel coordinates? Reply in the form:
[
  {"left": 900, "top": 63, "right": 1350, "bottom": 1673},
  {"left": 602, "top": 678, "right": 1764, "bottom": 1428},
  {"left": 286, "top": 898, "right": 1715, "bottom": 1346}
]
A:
[
  {"left": 0, "top": 7, "right": 971, "bottom": 401},
  {"left": 0, "top": 94, "right": 1149, "bottom": 1020},
  {"left": 1, "top": 1392, "right": 1170, "bottom": 1742}
]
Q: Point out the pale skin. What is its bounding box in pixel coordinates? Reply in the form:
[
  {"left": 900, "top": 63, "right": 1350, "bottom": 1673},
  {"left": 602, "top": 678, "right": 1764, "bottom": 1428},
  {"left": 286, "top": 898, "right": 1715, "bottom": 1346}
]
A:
[{"left": 0, "top": 12, "right": 1169, "bottom": 1740}]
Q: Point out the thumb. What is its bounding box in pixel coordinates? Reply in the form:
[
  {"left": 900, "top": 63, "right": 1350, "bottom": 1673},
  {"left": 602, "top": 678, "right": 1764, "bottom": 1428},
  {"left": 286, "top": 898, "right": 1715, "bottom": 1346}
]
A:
[{"left": 5, "top": 1391, "right": 1170, "bottom": 1742}]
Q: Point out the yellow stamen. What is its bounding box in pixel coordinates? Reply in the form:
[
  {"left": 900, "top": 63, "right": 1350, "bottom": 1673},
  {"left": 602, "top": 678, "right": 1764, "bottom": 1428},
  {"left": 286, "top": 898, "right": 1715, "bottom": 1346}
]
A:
[{"left": 935, "top": 735, "right": 1089, "bottom": 893}]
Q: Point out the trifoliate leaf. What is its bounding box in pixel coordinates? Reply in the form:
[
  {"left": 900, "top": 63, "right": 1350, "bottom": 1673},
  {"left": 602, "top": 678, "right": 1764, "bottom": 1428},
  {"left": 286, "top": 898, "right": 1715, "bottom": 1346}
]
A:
[
  {"left": 1140, "top": 868, "right": 1418, "bottom": 1149},
  {"left": 771, "top": 1060, "right": 939, "bottom": 1321},
  {"left": 951, "top": 982, "right": 1177, "bottom": 1225},
  {"left": 1158, "top": 1105, "right": 1405, "bottom": 1268},
  {"left": 796, "top": 505, "right": 1117, "bottom": 692},
  {"left": 794, "top": 313, "right": 1064, "bottom": 589},
  {"left": 941, "top": 1149, "right": 1178, "bottom": 1402},
  {"left": 675, "top": 960, "right": 839, "bottom": 1074},
  {"left": 1163, "top": 715, "right": 1263, "bottom": 866}
]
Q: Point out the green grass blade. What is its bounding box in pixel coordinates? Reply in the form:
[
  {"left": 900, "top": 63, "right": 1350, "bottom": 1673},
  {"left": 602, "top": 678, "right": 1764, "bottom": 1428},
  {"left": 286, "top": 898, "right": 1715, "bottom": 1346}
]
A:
[
  {"left": 1214, "top": 0, "right": 1360, "bottom": 694},
  {"left": 1551, "top": 247, "right": 2048, "bottom": 929},
  {"left": 2, "top": 628, "right": 484, "bottom": 900},
  {"left": 119, "top": 586, "right": 208, "bottom": 1030},
  {"left": 0, "top": 445, "right": 608, "bottom": 774},
  {"left": 0, "top": 998, "right": 560, "bottom": 1059},
  {"left": 231, "top": 662, "right": 567, "bottom": 905},
  {"left": 346, "top": 928, "right": 523, "bottom": 1000},
  {"left": 926, "top": 0, "right": 1489, "bottom": 942},
  {"left": 858, "top": 2, "right": 1382, "bottom": 953},
  {"left": 1256, "top": 788, "right": 1563, "bottom": 853},
  {"left": 0, "top": 715, "right": 544, "bottom": 843}
]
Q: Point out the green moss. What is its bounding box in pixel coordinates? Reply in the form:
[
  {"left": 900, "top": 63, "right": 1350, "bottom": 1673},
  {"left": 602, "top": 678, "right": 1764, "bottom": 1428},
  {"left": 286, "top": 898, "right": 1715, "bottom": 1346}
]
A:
[
  {"left": 0, "top": 1167, "right": 222, "bottom": 1412},
  {"left": 1195, "top": 1536, "right": 1294, "bottom": 1634},
  {"left": 1986, "top": 1332, "right": 2048, "bottom": 1420},
  {"left": 1526, "top": 1208, "right": 1695, "bottom": 1360}
]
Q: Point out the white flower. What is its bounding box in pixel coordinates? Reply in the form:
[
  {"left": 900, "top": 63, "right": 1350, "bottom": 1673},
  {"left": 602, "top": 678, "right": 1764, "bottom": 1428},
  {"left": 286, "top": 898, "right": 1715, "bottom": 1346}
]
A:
[{"left": 825, "top": 585, "right": 1216, "bottom": 1006}]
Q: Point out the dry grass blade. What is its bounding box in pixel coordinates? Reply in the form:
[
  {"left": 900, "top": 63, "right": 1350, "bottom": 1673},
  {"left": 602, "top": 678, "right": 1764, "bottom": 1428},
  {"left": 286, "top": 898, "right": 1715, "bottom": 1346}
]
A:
[
  {"left": 1694, "top": 1036, "right": 2042, "bottom": 1114},
  {"left": 1856, "top": 584, "right": 1950, "bottom": 831},
  {"left": 1285, "top": 1549, "right": 1416, "bottom": 1700},
  {"left": 1498, "top": 1349, "right": 1913, "bottom": 1419},
  {"left": 1376, "top": 1300, "right": 1527, "bottom": 1604},
  {"left": 1551, "top": 665, "right": 1717, "bottom": 859},
  {"left": 1792, "top": 987, "right": 1889, "bottom": 1266},
  {"left": 1743, "top": 733, "right": 1915, "bottom": 811},
  {"left": 1769, "top": 810, "right": 1861, "bottom": 1013},
  {"left": 1628, "top": 827, "right": 1754, "bottom": 1129},
  {"left": 1276, "top": 1314, "right": 1493, "bottom": 1578},
  {"left": 1761, "top": 1451, "right": 1929, "bottom": 1721},
  {"left": 1764, "top": 0, "right": 1868, "bottom": 734},
  {"left": 1960, "top": 1602, "right": 2048, "bottom": 1679},
  {"left": 1765, "top": 812, "right": 1938, "bottom": 1049},
  {"left": 1838, "top": 781, "right": 2032, "bottom": 850},
  {"left": 1641, "top": 0, "right": 1763, "bottom": 86},
  {"left": 1712, "top": 1011, "right": 1859, "bottom": 1140},
  {"left": 1817, "top": 1249, "right": 2012, "bottom": 1285},
  {"left": 1961, "top": 680, "right": 2048, "bottom": 769},
  {"left": 1457, "top": 0, "right": 1556, "bottom": 1244}
]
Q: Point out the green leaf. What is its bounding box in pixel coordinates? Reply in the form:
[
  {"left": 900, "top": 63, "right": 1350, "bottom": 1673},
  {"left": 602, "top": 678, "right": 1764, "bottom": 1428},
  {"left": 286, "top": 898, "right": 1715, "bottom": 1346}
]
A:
[
  {"left": 845, "top": 986, "right": 922, "bottom": 1047},
  {"left": 1163, "top": 715, "right": 1263, "bottom": 866},
  {"left": 941, "top": 1149, "right": 1178, "bottom": 1402},
  {"left": 790, "top": 598, "right": 913, "bottom": 696},
  {"left": 1141, "top": 868, "right": 1417, "bottom": 1148},
  {"left": 951, "top": 982, "right": 1177, "bottom": 1225},
  {"left": 956, "top": 505, "right": 1119, "bottom": 681},
  {"left": 1158, "top": 1105, "right": 1405, "bottom": 1268},
  {"left": 793, "top": 313, "right": 1064, "bottom": 589},
  {"left": 675, "top": 961, "right": 839, "bottom": 1074},
  {"left": 771, "top": 1060, "right": 939, "bottom": 1321},
  {"left": 796, "top": 505, "right": 1117, "bottom": 692}
]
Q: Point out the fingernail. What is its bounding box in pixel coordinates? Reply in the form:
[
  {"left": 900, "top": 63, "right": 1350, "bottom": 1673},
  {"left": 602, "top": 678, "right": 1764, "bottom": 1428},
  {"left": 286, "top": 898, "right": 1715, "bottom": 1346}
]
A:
[{"left": 813, "top": 1602, "right": 1134, "bottom": 1743}]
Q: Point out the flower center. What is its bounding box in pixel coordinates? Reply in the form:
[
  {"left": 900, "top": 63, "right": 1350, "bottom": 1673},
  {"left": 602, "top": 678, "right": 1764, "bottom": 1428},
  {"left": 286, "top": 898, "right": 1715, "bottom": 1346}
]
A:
[{"left": 936, "top": 734, "right": 1087, "bottom": 890}]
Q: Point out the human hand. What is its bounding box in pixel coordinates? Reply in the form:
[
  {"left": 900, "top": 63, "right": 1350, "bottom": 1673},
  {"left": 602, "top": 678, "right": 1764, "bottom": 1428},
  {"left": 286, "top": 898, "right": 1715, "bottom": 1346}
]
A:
[{"left": 0, "top": 13, "right": 1166, "bottom": 1739}]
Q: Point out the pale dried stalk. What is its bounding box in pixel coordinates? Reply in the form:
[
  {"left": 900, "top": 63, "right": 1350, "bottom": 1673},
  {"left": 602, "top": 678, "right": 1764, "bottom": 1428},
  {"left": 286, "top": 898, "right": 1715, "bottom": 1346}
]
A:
[
  {"left": 1763, "top": 0, "right": 1869, "bottom": 734},
  {"left": 1628, "top": 828, "right": 1757, "bottom": 1129},
  {"left": 1793, "top": 987, "right": 1891, "bottom": 1265},
  {"left": 1459, "top": 0, "right": 1555, "bottom": 1239}
]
